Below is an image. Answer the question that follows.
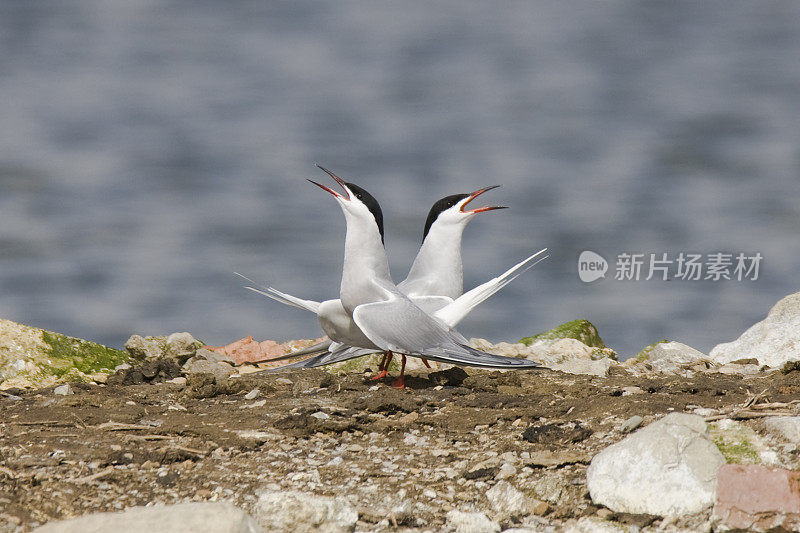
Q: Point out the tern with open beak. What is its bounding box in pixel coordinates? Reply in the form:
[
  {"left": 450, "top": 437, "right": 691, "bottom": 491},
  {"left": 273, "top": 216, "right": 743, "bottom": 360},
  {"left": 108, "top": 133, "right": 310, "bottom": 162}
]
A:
[
  {"left": 241, "top": 167, "right": 546, "bottom": 386},
  {"left": 290, "top": 167, "right": 541, "bottom": 387}
]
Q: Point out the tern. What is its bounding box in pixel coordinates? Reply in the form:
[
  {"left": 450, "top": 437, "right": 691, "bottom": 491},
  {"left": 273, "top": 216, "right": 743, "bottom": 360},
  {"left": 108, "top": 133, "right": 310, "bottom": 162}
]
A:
[
  {"left": 241, "top": 169, "right": 546, "bottom": 385},
  {"left": 293, "top": 167, "right": 540, "bottom": 386},
  {"left": 245, "top": 180, "right": 512, "bottom": 378}
]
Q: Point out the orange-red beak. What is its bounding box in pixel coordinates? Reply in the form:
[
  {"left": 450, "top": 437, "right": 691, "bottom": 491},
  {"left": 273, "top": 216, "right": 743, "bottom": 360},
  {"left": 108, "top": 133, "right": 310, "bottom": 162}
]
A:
[
  {"left": 307, "top": 165, "right": 350, "bottom": 200},
  {"left": 460, "top": 185, "right": 507, "bottom": 213}
]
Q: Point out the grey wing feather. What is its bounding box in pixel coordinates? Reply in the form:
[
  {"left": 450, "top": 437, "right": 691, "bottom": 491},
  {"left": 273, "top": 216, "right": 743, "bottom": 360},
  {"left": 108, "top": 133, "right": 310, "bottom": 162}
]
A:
[
  {"left": 352, "top": 299, "right": 453, "bottom": 354},
  {"left": 400, "top": 343, "right": 540, "bottom": 369},
  {"left": 351, "top": 299, "right": 539, "bottom": 369},
  {"left": 407, "top": 295, "right": 454, "bottom": 314}
]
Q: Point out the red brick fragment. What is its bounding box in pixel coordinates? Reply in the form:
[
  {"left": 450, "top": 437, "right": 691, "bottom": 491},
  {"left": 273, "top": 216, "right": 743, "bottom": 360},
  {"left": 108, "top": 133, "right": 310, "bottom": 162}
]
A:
[
  {"left": 713, "top": 464, "right": 800, "bottom": 531},
  {"left": 205, "top": 336, "right": 326, "bottom": 365}
]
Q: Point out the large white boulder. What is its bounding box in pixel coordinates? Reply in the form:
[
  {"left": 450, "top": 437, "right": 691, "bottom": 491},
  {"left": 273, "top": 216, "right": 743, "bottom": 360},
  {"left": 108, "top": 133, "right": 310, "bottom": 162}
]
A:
[
  {"left": 710, "top": 291, "right": 800, "bottom": 367},
  {"left": 586, "top": 413, "right": 725, "bottom": 516},
  {"left": 631, "top": 341, "right": 709, "bottom": 374},
  {"left": 32, "top": 502, "right": 259, "bottom": 533},
  {"left": 470, "top": 322, "right": 618, "bottom": 377}
]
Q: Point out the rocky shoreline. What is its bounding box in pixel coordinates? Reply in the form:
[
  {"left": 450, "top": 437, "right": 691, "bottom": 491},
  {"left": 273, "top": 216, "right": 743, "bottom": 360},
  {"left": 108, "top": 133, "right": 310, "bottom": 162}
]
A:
[{"left": 2, "top": 291, "right": 800, "bottom": 532}]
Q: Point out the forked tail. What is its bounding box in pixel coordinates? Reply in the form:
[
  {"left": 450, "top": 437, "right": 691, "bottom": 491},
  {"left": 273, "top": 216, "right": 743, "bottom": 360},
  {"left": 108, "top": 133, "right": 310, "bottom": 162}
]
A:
[{"left": 435, "top": 248, "right": 548, "bottom": 327}]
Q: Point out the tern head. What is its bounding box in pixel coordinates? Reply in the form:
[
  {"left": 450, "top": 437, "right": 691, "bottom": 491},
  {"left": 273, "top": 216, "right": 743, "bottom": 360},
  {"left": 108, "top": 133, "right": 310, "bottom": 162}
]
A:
[
  {"left": 308, "top": 165, "right": 385, "bottom": 244},
  {"left": 421, "top": 185, "right": 506, "bottom": 242}
]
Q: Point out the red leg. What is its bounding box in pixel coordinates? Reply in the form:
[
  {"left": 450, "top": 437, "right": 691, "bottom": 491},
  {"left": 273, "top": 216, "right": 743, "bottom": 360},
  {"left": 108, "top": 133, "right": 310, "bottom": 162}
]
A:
[
  {"left": 370, "top": 351, "right": 393, "bottom": 381},
  {"left": 421, "top": 358, "right": 431, "bottom": 368},
  {"left": 391, "top": 355, "right": 407, "bottom": 389}
]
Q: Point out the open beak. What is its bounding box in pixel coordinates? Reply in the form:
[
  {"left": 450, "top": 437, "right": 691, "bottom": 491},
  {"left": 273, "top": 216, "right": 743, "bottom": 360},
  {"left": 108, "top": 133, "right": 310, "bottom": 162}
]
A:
[
  {"left": 307, "top": 165, "right": 350, "bottom": 200},
  {"left": 460, "top": 185, "right": 507, "bottom": 213}
]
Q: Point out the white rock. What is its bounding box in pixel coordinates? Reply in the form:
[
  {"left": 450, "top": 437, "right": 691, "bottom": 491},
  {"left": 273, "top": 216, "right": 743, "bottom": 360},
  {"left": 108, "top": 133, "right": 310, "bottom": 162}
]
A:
[
  {"left": 255, "top": 489, "right": 358, "bottom": 533},
  {"left": 194, "top": 348, "right": 234, "bottom": 365},
  {"left": 551, "top": 357, "right": 613, "bottom": 377},
  {"left": 586, "top": 412, "right": 725, "bottom": 516},
  {"left": 619, "top": 415, "right": 643, "bottom": 433},
  {"left": 713, "top": 363, "right": 761, "bottom": 375},
  {"left": 495, "top": 462, "right": 517, "bottom": 480},
  {"left": 469, "top": 337, "right": 616, "bottom": 376},
  {"left": 549, "top": 338, "right": 595, "bottom": 359},
  {"left": 124, "top": 334, "right": 167, "bottom": 360},
  {"left": 32, "top": 502, "right": 260, "bottom": 533},
  {"left": 500, "top": 451, "right": 519, "bottom": 463},
  {"left": 485, "top": 481, "right": 536, "bottom": 518},
  {"left": 310, "top": 411, "right": 330, "bottom": 420},
  {"left": 166, "top": 332, "right": 202, "bottom": 357},
  {"left": 640, "top": 342, "right": 708, "bottom": 374},
  {"left": 445, "top": 510, "right": 500, "bottom": 533},
  {"left": 710, "top": 291, "right": 800, "bottom": 367},
  {"left": 53, "top": 384, "right": 72, "bottom": 396},
  {"left": 243, "top": 388, "right": 260, "bottom": 400},
  {"left": 764, "top": 416, "right": 800, "bottom": 443},
  {"left": 183, "top": 360, "right": 234, "bottom": 382},
  {"left": 533, "top": 472, "right": 564, "bottom": 503}
]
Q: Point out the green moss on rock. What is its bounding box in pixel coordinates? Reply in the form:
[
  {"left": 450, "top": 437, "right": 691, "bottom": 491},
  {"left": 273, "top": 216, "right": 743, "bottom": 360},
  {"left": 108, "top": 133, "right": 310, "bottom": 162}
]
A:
[
  {"left": 519, "top": 319, "right": 606, "bottom": 348},
  {"left": 41, "top": 331, "right": 129, "bottom": 375},
  {"left": 709, "top": 421, "right": 763, "bottom": 464},
  {"left": 1, "top": 318, "right": 131, "bottom": 389},
  {"left": 713, "top": 437, "right": 759, "bottom": 464}
]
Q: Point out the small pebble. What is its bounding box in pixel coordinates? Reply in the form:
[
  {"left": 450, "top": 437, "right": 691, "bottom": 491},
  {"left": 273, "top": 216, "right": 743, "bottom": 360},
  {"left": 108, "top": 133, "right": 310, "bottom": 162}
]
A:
[
  {"left": 310, "top": 411, "right": 330, "bottom": 420},
  {"left": 53, "top": 384, "right": 72, "bottom": 396},
  {"left": 244, "top": 388, "right": 260, "bottom": 400},
  {"left": 596, "top": 508, "right": 613, "bottom": 519},
  {"left": 621, "top": 386, "right": 644, "bottom": 396},
  {"left": 399, "top": 412, "right": 419, "bottom": 424},
  {"left": 620, "top": 415, "right": 644, "bottom": 433},
  {"left": 495, "top": 463, "right": 517, "bottom": 480}
]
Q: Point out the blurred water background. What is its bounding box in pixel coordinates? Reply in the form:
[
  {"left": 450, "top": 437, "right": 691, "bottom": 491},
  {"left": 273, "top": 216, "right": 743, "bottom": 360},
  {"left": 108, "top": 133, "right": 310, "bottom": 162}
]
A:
[{"left": 1, "top": 1, "right": 799, "bottom": 358}]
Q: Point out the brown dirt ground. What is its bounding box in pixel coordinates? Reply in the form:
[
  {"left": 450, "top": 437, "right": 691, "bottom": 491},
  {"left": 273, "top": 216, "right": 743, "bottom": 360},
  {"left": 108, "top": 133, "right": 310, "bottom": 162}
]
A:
[{"left": 2, "top": 364, "right": 800, "bottom": 531}]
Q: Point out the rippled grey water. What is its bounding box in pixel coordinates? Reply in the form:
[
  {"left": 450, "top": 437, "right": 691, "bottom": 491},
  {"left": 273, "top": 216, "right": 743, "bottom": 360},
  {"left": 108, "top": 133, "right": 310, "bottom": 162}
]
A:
[{"left": 1, "top": 1, "right": 799, "bottom": 357}]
